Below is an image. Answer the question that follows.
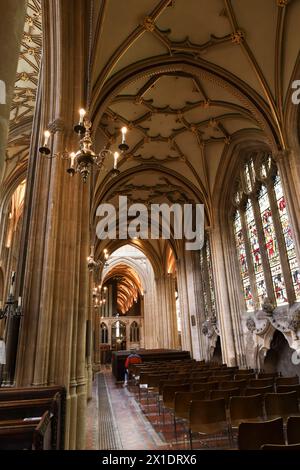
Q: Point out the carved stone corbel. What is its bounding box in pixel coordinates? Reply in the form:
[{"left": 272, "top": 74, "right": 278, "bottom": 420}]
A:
[
  {"left": 261, "top": 297, "right": 276, "bottom": 316},
  {"left": 246, "top": 317, "right": 256, "bottom": 333}
]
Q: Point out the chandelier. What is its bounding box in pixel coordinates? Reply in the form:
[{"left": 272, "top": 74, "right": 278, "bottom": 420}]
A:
[{"left": 39, "top": 110, "right": 129, "bottom": 182}]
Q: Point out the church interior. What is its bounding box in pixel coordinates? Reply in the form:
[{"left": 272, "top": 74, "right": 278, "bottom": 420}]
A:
[{"left": 1, "top": 0, "right": 300, "bottom": 452}]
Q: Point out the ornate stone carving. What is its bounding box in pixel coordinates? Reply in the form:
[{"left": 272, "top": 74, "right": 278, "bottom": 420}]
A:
[
  {"left": 246, "top": 317, "right": 256, "bottom": 333},
  {"left": 231, "top": 30, "right": 245, "bottom": 44},
  {"left": 262, "top": 297, "right": 276, "bottom": 316},
  {"left": 142, "top": 17, "right": 155, "bottom": 32},
  {"left": 277, "top": 0, "right": 289, "bottom": 7},
  {"left": 201, "top": 319, "right": 216, "bottom": 338},
  {"left": 287, "top": 309, "right": 300, "bottom": 335}
]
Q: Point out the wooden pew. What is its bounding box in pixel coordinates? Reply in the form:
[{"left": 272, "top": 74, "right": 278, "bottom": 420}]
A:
[
  {"left": 0, "top": 386, "right": 65, "bottom": 449},
  {"left": 0, "top": 411, "right": 52, "bottom": 450},
  {"left": 0, "top": 393, "right": 61, "bottom": 449}
]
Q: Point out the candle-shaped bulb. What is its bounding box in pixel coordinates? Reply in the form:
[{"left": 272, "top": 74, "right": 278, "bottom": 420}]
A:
[
  {"left": 44, "top": 130, "right": 51, "bottom": 147},
  {"left": 90, "top": 245, "right": 95, "bottom": 257},
  {"left": 79, "top": 108, "right": 86, "bottom": 124},
  {"left": 70, "top": 152, "right": 76, "bottom": 168},
  {"left": 114, "top": 151, "right": 119, "bottom": 170},
  {"left": 121, "top": 126, "right": 127, "bottom": 144},
  {"left": 18, "top": 296, "right": 22, "bottom": 307},
  {"left": 9, "top": 271, "right": 16, "bottom": 296}
]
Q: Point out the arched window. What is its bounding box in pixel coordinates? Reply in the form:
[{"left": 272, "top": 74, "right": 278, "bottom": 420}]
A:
[
  {"left": 100, "top": 322, "right": 108, "bottom": 343},
  {"left": 232, "top": 153, "right": 300, "bottom": 312},
  {"left": 199, "top": 236, "right": 217, "bottom": 319},
  {"left": 130, "top": 321, "right": 140, "bottom": 342}
]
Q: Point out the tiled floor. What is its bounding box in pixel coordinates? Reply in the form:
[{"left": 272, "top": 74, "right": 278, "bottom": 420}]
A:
[{"left": 86, "top": 368, "right": 233, "bottom": 450}]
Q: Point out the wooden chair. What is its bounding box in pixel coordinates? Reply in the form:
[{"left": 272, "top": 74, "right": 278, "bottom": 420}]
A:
[
  {"left": 276, "top": 376, "right": 299, "bottom": 386},
  {"left": 248, "top": 378, "right": 274, "bottom": 388},
  {"left": 238, "top": 418, "right": 284, "bottom": 450},
  {"left": 257, "top": 372, "right": 279, "bottom": 379},
  {"left": 146, "top": 374, "right": 168, "bottom": 404},
  {"left": 234, "top": 372, "right": 256, "bottom": 380},
  {"left": 244, "top": 385, "right": 273, "bottom": 396},
  {"left": 219, "top": 379, "right": 247, "bottom": 391},
  {"left": 173, "top": 391, "right": 206, "bottom": 441},
  {"left": 234, "top": 369, "right": 254, "bottom": 375},
  {"left": 188, "top": 398, "right": 230, "bottom": 449},
  {"left": 277, "top": 384, "right": 300, "bottom": 398},
  {"left": 210, "top": 388, "right": 240, "bottom": 408},
  {"left": 265, "top": 391, "right": 299, "bottom": 421},
  {"left": 287, "top": 416, "right": 300, "bottom": 444},
  {"left": 162, "top": 384, "right": 190, "bottom": 424},
  {"left": 261, "top": 443, "right": 300, "bottom": 450},
  {"left": 229, "top": 394, "right": 264, "bottom": 429}
]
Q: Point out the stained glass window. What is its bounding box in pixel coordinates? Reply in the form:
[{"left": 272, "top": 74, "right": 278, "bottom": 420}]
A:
[
  {"left": 234, "top": 211, "right": 254, "bottom": 311},
  {"left": 258, "top": 185, "right": 287, "bottom": 305},
  {"left": 200, "top": 237, "right": 217, "bottom": 319},
  {"left": 274, "top": 175, "right": 300, "bottom": 300},
  {"left": 232, "top": 152, "right": 300, "bottom": 311}
]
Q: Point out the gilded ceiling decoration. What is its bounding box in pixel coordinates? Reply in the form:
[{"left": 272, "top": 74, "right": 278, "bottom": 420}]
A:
[
  {"left": 5, "top": 0, "right": 42, "bottom": 181},
  {"left": 92, "top": 0, "right": 300, "bottom": 215}
]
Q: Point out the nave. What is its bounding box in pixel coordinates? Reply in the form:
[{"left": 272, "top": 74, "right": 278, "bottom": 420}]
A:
[
  {"left": 85, "top": 359, "right": 300, "bottom": 451},
  {"left": 1, "top": 0, "right": 300, "bottom": 453}
]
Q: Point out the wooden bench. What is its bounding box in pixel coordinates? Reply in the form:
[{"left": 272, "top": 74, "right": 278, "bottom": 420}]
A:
[
  {"left": 0, "top": 411, "right": 52, "bottom": 450},
  {"left": 0, "top": 392, "right": 63, "bottom": 449}
]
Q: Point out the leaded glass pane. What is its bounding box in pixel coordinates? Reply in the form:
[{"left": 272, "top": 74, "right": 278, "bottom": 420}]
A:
[
  {"left": 234, "top": 211, "right": 254, "bottom": 311},
  {"left": 274, "top": 175, "right": 300, "bottom": 300},
  {"left": 245, "top": 199, "right": 266, "bottom": 306},
  {"left": 258, "top": 185, "right": 287, "bottom": 305}
]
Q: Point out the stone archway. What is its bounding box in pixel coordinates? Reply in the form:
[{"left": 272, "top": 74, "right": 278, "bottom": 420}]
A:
[{"left": 263, "top": 329, "right": 300, "bottom": 376}]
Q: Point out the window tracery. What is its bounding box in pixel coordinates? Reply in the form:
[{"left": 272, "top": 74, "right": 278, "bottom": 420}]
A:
[
  {"left": 200, "top": 236, "right": 217, "bottom": 319},
  {"left": 232, "top": 152, "right": 300, "bottom": 311}
]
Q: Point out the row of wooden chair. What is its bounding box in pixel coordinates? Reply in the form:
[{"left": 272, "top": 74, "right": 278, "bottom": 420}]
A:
[
  {"left": 187, "top": 398, "right": 300, "bottom": 449},
  {"left": 238, "top": 416, "right": 300, "bottom": 450},
  {"left": 162, "top": 388, "right": 300, "bottom": 447}
]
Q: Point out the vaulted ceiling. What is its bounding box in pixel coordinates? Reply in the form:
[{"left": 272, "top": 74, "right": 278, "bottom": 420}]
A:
[
  {"left": 4, "top": 0, "right": 42, "bottom": 184},
  {"left": 91, "top": 0, "right": 300, "bottom": 224}
]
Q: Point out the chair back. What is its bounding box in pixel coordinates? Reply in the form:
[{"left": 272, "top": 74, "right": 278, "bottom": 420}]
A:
[
  {"left": 287, "top": 416, "right": 300, "bottom": 445},
  {"left": 174, "top": 391, "right": 206, "bottom": 419},
  {"left": 265, "top": 391, "right": 299, "bottom": 420},
  {"left": 230, "top": 394, "right": 264, "bottom": 427},
  {"left": 248, "top": 378, "right": 274, "bottom": 388},
  {"left": 162, "top": 384, "right": 190, "bottom": 408},
  {"left": 245, "top": 385, "right": 273, "bottom": 396},
  {"left": 189, "top": 398, "right": 227, "bottom": 435},
  {"left": 276, "top": 376, "right": 299, "bottom": 386},
  {"left": 238, "top": 418, "right": 284, "bottom": 450},
  {"left": 210, "top": 388, "right": 240, "bottom": 407}
]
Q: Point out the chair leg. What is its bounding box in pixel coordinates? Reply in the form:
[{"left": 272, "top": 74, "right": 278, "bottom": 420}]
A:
[
  {"left": 189, "top": 429, "right": 193, "bottom": 450},
  {"left": 174, "top": 415, "right": 177, "bottom": 442}
]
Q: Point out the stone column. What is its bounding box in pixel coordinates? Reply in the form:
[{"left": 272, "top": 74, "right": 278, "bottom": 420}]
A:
[
  {"left": 155, "top": 273, "right": 179, "bottom": 349},
  {"left": 210, "top": 223, "right": 246, "bottom": 366},
  {"left": 14, "top": 0, "right": 90, "bottom": 449},
  {"left": 176, "top": 244, "right": 193, "bottom": 354}
]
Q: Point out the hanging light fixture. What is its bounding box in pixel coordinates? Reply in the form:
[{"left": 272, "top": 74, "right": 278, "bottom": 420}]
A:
[
  {"left": 39, "top": 117, "right": 129, "bottom": 183},
  {"left": 38, "top": 1, "right": 129, "bottom": 182}
]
